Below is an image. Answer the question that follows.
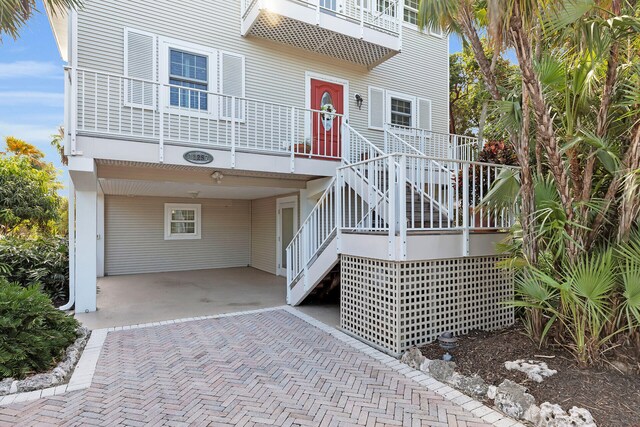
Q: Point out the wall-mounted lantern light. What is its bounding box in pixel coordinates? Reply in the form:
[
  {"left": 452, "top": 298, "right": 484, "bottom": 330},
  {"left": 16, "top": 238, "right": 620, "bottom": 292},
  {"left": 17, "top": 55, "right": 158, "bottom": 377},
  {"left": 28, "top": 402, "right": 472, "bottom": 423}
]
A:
[{"left": 355, "top": 93, "right": 363, "bottom": 110}]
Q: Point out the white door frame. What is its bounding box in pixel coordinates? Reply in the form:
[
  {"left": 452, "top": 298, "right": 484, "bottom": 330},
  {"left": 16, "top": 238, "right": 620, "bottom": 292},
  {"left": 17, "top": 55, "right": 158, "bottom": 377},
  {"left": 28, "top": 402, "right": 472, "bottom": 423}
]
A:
[
  {"left": 304, "top": 72, "right": 350, "bottom": 146},
  {"left": 276, "top": 196, "right": 299, "bottom": 277},
  {"left": 305, "top": 71, "right": 350, "bottom": 120}
]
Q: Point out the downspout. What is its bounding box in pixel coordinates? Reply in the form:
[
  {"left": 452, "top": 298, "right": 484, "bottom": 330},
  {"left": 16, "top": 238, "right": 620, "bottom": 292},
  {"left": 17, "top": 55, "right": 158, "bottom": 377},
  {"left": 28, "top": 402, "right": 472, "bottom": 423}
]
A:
[
  {"left": 60, "top": 7, "right": 78, "bottom": 311},
  {"left": 59, "top": 178, "right": 76, "bottom": 310}
]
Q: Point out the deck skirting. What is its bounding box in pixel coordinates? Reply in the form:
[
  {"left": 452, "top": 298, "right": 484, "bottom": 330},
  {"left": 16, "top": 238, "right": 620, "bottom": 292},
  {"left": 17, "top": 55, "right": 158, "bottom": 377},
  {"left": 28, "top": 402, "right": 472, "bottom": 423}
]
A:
[{"left": 340, "top": 254, "right": 514, "bottom": 355}]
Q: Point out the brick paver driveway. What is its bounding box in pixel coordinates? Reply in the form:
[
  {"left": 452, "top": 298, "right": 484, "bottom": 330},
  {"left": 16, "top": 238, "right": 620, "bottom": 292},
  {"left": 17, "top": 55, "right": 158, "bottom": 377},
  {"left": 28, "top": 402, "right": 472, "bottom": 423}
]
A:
[{"left": 0, "top": 309, "right": 490, "bottom": 426}]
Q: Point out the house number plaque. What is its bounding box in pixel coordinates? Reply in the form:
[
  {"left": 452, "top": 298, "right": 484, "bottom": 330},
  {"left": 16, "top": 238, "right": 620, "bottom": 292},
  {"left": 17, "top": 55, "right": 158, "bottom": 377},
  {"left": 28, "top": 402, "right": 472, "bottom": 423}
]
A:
[{"left": 183, "top": 151, "right": 213, "bottom": 165}]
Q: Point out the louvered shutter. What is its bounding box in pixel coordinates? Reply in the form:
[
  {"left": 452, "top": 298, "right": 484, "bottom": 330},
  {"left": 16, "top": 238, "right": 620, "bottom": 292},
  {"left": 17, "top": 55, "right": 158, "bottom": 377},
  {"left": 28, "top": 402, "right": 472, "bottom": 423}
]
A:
[
  {"left": 417, "top": 98, "right": 432, "bottom": 130},
  {"left": 124, "top": 29, "right": 156, "bottom": 108},
  {"left": 220, "top": 52, "right": 245, "bottom": 120},
  {"left": 368, "top": 86, "right": 385, "bottom": 129}
]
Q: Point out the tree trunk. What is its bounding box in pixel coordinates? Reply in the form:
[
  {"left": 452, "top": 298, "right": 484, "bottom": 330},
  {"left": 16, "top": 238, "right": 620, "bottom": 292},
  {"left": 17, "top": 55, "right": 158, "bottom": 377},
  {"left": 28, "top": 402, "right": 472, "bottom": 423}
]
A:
[{"left": 508, "top": 6, "right": 578, "bottom": 259}]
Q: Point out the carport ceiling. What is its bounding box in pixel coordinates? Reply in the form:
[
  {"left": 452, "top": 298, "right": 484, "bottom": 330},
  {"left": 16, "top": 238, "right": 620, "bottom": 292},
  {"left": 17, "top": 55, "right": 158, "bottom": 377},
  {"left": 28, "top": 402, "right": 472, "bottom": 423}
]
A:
[{"left": 99, "top": 179, "right": 298, "bottom": 199}]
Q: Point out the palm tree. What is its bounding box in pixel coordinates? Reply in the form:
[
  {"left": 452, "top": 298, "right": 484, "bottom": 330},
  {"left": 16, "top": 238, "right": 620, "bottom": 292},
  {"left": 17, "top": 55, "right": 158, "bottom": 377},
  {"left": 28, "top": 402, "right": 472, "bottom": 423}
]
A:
[
  {"left": 419, "top": 0, "right": 640, "bottom": 259},
  {"left": 1, "top": 0, "right": 82, "bottom": 40}
]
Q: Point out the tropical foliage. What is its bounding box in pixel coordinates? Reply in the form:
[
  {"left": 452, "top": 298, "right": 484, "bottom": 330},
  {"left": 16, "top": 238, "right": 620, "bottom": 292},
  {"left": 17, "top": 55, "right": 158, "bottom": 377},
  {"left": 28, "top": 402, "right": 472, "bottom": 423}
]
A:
[
  {"left": 0, "top": 137, "right": 69, "bottom": 302},
  {"left": 0, "top": 279, "right": 78, "bottom": 380},
  {"left": 0, "top": 0, "right": 82, "bottom": 40},
  {"left": 0, "top": 236, "right": 69, "bottom": 302},
  {"left": 421, "top": 0, "right": 640, "bottom": 364}
]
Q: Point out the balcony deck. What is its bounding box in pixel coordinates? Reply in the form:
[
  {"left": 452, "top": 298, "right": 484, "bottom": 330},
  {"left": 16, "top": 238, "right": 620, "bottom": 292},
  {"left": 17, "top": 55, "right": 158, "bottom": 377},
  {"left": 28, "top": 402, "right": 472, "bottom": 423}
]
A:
[{"left": 241, "top": 0, "right": 402, "bottom": 68}]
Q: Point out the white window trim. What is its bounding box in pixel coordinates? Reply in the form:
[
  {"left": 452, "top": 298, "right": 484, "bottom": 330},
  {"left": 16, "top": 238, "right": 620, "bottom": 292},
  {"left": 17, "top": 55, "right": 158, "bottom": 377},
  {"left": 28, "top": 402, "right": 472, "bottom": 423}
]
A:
[
  {"left": 400, "top": 1, "right": 444, "bottom": 37},
  {"left": 159, "top": 36, "right": 219, "bottom": 118},
  {"left": 386, "top": 90, "right": 417, "bottom": 129},
  {"left": 164, "top": 203, "right": 202, "bottom": 240},
  {"left": 123, "top": 27, "right": 157, "bottom": 109}
]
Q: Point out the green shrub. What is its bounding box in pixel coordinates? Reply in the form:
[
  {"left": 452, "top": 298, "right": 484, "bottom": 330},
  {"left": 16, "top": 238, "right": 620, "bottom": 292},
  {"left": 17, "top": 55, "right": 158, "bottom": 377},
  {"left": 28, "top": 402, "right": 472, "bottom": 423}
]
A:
[
  {"left": 0, "top": 279, "right": 78, "bottom": 380},
  {"left": 0, "top": 236, "right": 69, "bottom": 302},
  {"left": 510, "top": 232, "right": 640, "bottom": 367}
]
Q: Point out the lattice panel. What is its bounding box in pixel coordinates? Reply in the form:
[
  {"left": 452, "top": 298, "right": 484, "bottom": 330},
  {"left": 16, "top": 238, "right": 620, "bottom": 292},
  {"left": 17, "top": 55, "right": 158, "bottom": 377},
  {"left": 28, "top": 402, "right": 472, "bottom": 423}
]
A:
[
  {"left": 341, "top": 256, "right": 401, "bottom": 354},
  {"left": 341, "top": 255, "right": 514, "bottom": 355},
  {"left": 399, "top": 256, "right": 514, "bottom": 351},
  {"left": 248, "top": 13, "right": 393, "bottom": 67}
]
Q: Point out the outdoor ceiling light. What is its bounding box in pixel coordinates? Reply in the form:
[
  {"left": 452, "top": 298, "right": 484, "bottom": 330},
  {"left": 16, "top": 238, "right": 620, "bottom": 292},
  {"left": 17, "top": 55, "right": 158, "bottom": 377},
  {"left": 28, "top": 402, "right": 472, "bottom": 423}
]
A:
[{"left": 211, "top": 171, "right": 224, "bottom": 184}]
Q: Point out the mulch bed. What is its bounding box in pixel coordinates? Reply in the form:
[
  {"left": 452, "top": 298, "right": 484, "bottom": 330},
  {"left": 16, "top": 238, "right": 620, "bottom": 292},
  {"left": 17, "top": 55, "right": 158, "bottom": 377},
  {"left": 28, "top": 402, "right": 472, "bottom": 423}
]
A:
[{"left": 419, "top": 322, "right": 640, "bottom": 427}]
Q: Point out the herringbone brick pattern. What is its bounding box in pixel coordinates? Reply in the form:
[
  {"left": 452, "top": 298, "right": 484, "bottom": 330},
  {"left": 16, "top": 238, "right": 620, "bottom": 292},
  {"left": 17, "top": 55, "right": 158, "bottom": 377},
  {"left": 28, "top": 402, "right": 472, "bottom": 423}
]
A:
[{"left": 0, "top": 310, "right": 490, "bottom": 426}]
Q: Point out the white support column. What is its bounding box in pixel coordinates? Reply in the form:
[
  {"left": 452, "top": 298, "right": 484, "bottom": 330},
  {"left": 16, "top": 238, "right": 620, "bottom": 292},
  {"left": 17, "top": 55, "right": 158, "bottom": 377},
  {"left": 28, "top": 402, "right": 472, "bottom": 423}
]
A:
[
  {"left": 75, "top": 189, "right": 97, "bottom": 313},
  {"left": 96, "top": 189, "right": 105, "bottom": 278},
  {"left": 462, "top": 163, "right": 470, "bottom": 256}
]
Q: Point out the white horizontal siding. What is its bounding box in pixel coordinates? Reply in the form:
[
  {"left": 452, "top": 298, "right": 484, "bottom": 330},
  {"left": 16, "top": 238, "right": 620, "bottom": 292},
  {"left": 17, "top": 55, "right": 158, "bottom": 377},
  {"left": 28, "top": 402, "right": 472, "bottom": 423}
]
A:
[
  {"left": 76, "top": 0, "right": 449, "bottom": 149},
  {"left": 250, "top": 196, "right": 277, "bottom": 275},
  {"left": 105, "top": 195, "right": 250, "bottom": 275}
]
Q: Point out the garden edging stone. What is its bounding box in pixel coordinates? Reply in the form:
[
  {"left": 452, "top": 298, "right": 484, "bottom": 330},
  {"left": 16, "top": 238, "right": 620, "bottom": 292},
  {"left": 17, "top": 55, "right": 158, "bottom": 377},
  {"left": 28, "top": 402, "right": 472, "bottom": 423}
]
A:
[{"left": 0, "top": 326, "right": 90, "bottom": 397}]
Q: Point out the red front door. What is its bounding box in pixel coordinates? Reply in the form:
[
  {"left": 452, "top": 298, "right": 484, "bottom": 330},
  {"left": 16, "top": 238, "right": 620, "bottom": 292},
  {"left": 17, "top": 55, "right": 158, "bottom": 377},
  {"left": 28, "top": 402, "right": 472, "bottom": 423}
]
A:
[{"left": 311, "top": 79, "right": 343, "bottom": 158}]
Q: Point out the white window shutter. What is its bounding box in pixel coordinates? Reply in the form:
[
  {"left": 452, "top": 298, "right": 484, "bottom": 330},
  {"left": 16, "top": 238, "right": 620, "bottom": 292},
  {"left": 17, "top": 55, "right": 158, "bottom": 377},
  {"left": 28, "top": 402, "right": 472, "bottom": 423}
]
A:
[
  {"left": 417, "top": 98, "right": 432, "bottom": 130},
  {"left": 220, "top": 52, "right": 245, "bottom": 120},
  {"left": 368, "top": 86, "right": 385, "bottom": 129},
  {"left": 124, "top": 29, "right": 156, "bottom": 108}
]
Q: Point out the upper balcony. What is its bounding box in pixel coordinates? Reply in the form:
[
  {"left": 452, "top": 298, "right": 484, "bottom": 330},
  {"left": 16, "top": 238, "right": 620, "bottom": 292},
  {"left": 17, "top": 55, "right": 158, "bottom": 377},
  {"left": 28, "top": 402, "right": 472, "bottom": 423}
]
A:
[{"left": 241, "top": 0, "right": 402, "bottom": 69}]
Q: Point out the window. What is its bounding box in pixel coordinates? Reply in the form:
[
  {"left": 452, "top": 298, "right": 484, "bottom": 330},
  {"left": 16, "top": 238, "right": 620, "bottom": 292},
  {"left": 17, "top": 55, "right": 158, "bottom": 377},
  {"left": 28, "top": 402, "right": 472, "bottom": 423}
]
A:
[
  {"left": 164, "top": 203, "right": 201, "bottom": 240},
  {"left": 402, "top": 0, "right": 443, "bottom": 36},
  {"left": 369, "top": 87, "right": 431, "bottom": 131},
  {"left": 390, "top": 97, "right": 413, "bottom": 127},
  {"left": 403, "top": 0, "right": 419, "bottom": 25},
  {"left": 169, "top": 49, "right": 208, "bottom": 111}
]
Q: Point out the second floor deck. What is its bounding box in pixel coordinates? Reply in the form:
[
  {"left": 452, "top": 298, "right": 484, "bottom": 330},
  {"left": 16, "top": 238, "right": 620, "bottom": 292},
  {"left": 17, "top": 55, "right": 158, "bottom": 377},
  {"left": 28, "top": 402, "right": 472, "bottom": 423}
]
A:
[
  {"left": 66, "top": 67, "right": 477, "bottom": 173},
  {"left": 241, "top": 0, "right": 402, "bottom": 68}
]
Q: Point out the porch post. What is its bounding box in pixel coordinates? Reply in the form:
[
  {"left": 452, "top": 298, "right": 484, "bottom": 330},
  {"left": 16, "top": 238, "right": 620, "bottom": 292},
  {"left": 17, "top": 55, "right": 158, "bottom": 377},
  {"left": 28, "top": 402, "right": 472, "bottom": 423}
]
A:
[
  {"left": 75, "top": 188, "right": 97, "bottom": 313},
  {"left": 462, "top": 162, "right": 470, "bottom": 256},
  {"left": 69, "top": 157, "right": 98, "bottom": 313}
]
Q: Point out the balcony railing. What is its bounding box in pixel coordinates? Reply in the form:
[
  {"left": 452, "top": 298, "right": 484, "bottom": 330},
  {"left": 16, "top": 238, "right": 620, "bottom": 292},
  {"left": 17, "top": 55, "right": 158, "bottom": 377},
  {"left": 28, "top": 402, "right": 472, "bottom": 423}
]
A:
[
  {"left": 241, "top": 0, "right": 402, "bottom": 67},
  {"left": 242, "top": 0, "right": 401, "bottom": 34},
  {"left": 69, "top": 67, "right": 344, "bottom": 165}
]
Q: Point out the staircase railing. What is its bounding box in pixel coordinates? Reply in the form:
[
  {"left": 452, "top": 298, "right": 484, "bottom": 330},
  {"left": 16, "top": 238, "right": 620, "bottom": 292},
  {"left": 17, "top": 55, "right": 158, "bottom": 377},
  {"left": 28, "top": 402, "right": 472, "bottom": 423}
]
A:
[
  {"left": 286, "top": 177, "right": 337, "bottom": 294},
  {"left": 286, "top": 127, "right": 519, "bottom": 298},
  {"left": 386, "top": 124, "right": 480, "bottom": 161}
]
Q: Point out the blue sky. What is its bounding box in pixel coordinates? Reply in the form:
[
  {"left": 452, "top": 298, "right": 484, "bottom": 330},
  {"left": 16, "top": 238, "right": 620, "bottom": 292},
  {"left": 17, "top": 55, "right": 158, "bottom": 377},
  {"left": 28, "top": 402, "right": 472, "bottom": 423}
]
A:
[
  {"left": 0, "top": 1, "right": 66, "bottom": 184},
  {"left": 0, "top": 3, "right": 465, "bottom": 190}
]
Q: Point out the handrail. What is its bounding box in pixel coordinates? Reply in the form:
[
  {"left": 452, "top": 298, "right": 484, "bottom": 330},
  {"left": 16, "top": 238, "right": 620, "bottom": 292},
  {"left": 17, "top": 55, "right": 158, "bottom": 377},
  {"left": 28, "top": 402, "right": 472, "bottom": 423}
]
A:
[{"left": 72, "top": 67, "right": 345, "bottom": 163}]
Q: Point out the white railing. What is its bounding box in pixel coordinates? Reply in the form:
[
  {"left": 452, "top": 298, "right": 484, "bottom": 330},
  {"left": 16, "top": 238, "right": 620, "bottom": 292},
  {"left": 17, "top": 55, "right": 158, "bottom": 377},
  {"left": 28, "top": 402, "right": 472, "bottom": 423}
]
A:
[
  {"left": 337, "top": 155, "right": 391, "bottom": 232},
  {"left": 243, "top": 0, "right": 401, "bottom": 35},
  {"left": 386, "top": 124, "right": 480, "bottom": 161},
  {"left": 287, "top": 177, "right": 337, "bottom": 290},
  {"left": 342, "top": 122, "right": 385, "bottom": 164},
  {"left": 286, "top": 151, "right": 519, "bottom": 289},
  {"left": 74, "top": 68, "right": 344, "bottom": 163}
]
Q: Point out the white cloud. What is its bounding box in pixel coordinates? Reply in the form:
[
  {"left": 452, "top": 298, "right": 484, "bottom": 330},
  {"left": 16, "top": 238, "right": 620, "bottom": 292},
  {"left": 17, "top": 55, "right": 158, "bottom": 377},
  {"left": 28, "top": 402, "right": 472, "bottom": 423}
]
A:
[
  {"left": 0, "top": 121, "right": 60, "bottom": 144},
  {"left": 0, "top": 61, "right": 62, "bottom": 79},
  {"left": 0, "top": 91, "right": 63, "bottom": 107}
]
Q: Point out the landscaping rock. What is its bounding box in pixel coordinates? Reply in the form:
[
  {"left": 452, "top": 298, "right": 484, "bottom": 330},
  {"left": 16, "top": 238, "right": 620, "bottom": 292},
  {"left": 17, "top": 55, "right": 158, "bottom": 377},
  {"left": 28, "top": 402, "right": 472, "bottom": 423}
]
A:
[
  {"left": 504, "top": 359, "right": 557, "bottom": 383},
  {"left": 486, "top": 385, "right": 497, "bottom": 400},
  {"left": 1, "top": 326, "right": 90, "bottom": 396},
  {"left": 16, "top": 373, "right": 56, "bottom": 393},
  {"left": 426, "top": 360, "right": 456, "bottom": 382},
  {"left": 530, "top": 402, "right": 597, "bottom": 427},
  {"left": 0, "top": 378, "right": 13, "bottom": 395},
  {"left": 449, "top": 373, "right": 488, "bottom": 398},
  {"left": 400, "top": 347, "right": 426, "bottom": 370},
  {"left": 494, "top": 379, "right": 536, "bottom": 419}
]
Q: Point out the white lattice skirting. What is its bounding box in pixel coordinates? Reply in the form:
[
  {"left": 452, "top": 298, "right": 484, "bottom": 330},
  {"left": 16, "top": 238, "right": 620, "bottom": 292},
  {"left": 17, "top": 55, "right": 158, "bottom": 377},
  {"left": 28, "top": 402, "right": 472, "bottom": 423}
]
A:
[{"left": 340, "top": 255, "right": 514, "bottom": 355}]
